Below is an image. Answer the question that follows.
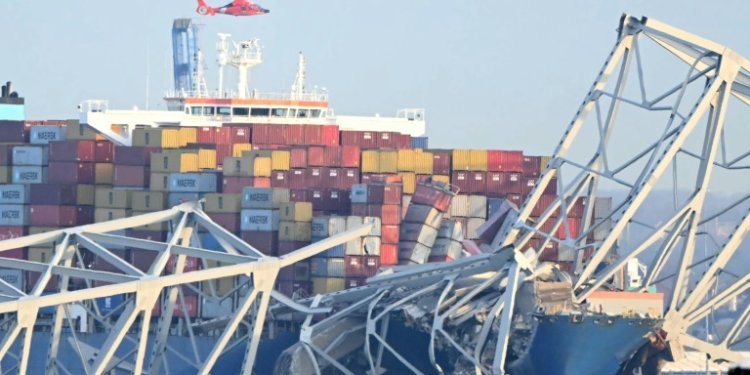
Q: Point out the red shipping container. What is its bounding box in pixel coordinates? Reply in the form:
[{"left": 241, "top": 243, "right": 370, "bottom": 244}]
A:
[
  {"left": 306, "top": 167, "right": 324, "bottom": 188},
  {"left": 309, "top": 190, "right": 327, "bottom": 211},
  {"left": 381, "top": 225, "right": 400, "bottom": 244},
  {"left": 278, "top": 241, "right": 309, "bottom": 256},
  {"left": 290, "top": 148, "right": 308, "bottom": 168},
  {"left": 324, "top": 168, "right": 340, "bottom": 189},
  {"left": 216, "top": 144, "right": 233, "bottom": 165},
  {"left": 303, "top": 125, "right": 323, "bottom": 145},
  {"left": 172, "top": 295, "right": 199, "bottom": 318},
  {"left": 523, "top": 156, "right": 543, "bottom": 177},
  {"left": 321, "top": 125, "right": 340, "bottom": 146},
  {"left": 345, "top": 255, "right": 380, "bottom": 277},
  {"left": 396, "top": 133, "right": 412, "bottom": 149},
  {"left": 26, "top": 273, "right": 57, "bottom": 293},
  {"left": 453, "top": 171, "right": 486, "bottom": 194},
  {"left": 367, "top": 184, "right": 403, "bottom": 205},
  {"left": 95, "top": 141, "right": 115, "bottom": 163},
  {"left": 340, "top": 145, "right": 360, "bottom": 168},
  {"left": 307, "top": 146, "right": 325, "bottom": 167},
  {"left": 0, "top": 122, "right": 27, "bottom": 144},
  {"left": 92, "top": 250, "right": 130, "bottom": 272},
  {"left": 196, "top": 127, "right": 217, "bottom": 144},
  {"left": 131, "top": 249, "right": 158, "bottom": 272},
  {"left": 487, "top": 150, "right": 524, "bottom": 172},
  {"left": 253, "top": 177, "right": 271, "bottom": 188},
  {"left": 329, "top": 188, "right": 351, "bottom": 215},
  {"left": 241, "top": 231, "right": 278, "bottom": 255},
  {"left": 345, "top": 277, "right": 367, "bottom": 289},
  {"left": 114, "top": 165, "right": 150, "bottom": 187},
  {"left": 351, "top": 203, "right": 368, "bottom": 216},
  {"left": 289, "top": 169, "right": 307, "bottom": 189},
  {"left": 115, "top": 146, "right": 160, "bottom": 166},
  {"left": 48, "top": 162, "right": 95, "bottom": 184},
  {"left": 0, "top": 145, "right": 14, "bottom": 165},
  {"left": 521, "top": 176, "right": 557, "bottom": 197},
  {"left": 223, "top": 176, "right": 253, "bottom": 194},
  {"left": 323, "top": 146, "right": 340, "bottom": 167},
  {"left": 432, "top": 151, "right": 452, "bottom": 175},
  {"left": 556, "top": 218, "right": 581, "bottom": 240},
  {"left": 359, "top": 131, "right": 379, "bottom": 149},
  {"left": 340, "top": 131, "right": 358, "bottom": 146},
  {"left": 167, "top": 255, "right": 199, "bottom": 273},
  {"left": 285, "top": 125, "right": 305, "bottom": 145},
  {"left": 412, "top": 183, "right": 454, "bottom": 212},
  {"left": 486, "top": 172, "right": 503, "bottom": 198},
  {"left": 207, "top": 212, "right": 241, "bottom": 233},
  {"left": 290, "top": 189, "right": 310, "bottom": 202},
  {"left": 48, "top": 140, "right": 95, "bottom": 162},
  {"left": 30, "top": 205, "right": 78, "bottom": 226},
  {"left": 377, "top": 132, "right": 397, "bottom": 149},
  {"left": 339, "top": 168, "right": 360, "bottom": 190},
  {"left": 369, "top": 205, "right": 401, "bottom": 225},
  {"left": 271, "top": 170, "right": 290, "bottom": 189},
  {"left": 492, "top": 172, "right": 523, "bottom": 195},
  {"left": 380, "top": 244, "right": 398, "bottom": 265},
  {"left": 0, "top": 226, "right": 27, "bottom": 260},
  {"left": 506, "top": 193, "right": 523, "bottom": 207},
  {"left": 219, "top": 126, "right": 250, "bottom": 144},
  {"left": 531, "top": 195, "right": 561, "bottom": 218}
]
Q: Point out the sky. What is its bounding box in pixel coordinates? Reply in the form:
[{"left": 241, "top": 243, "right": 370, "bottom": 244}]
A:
[{"left": 1, "top": 0, "right": 750, "bottom": 155}]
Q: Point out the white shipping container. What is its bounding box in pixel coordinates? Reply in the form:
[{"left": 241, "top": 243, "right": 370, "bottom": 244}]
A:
[
  {"left": 431, "top": 238, "right": 464, "bottom": 259},
  {"left": 12, "top": 146, "right": 48, "bottom": 166},
  {"left": 363, "top": 216, "right": 381, "bottom": 236},
  {"left": 12, "top": 166, "right": 47, "bottom": 184},
  {"left": 438, "top": 219, "right": 464, "bottom": 241},
  {"left": 398, "top": 241, "right": 432, "bottom": 264},
  {"left": 241, "top": 187, "right": 290, "bottom": 209},
  {"left": 0, "top": 184, "right": 30, "bottom": 204},
  {"left": 449, "top": 194, "right": 470, "bottom": 218},
  {"left": 240, "top": 209, "right": 280, "bottom": 231},
  {"left": 200, "top": 296, "right": 235, "bottom": 319},
  {"left": 345, "top": 237, "right": 362, "bottom": 256},
  {"left": 311, "top": 216, "right": 346, "bottom": 237},
  {"left": 400, "top": 223, "right": 439, "bottom": 247},
  {"left": 345, "top": 215, "right": 363, "bottom": 230},
  {"left": 362, "top": 236, "right": 381, "bottom": 256},
  {"left": 468, "top": 195, "right": 488, "bottom": 219},
  {"left": 466, "top": 218, "right": 486, "bottom": 240},
  {"left": 0, "top": 205, "right": 30, "bottom": 226},
  {"left": 30, "top": 125, "right": 66, "bottom": 145},
  {"left": 168, "top": 192, "right": 201, "bottom": 207}
]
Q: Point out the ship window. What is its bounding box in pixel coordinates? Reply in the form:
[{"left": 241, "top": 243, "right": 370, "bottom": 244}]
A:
[
  {"left": 203, "top": 106, "right": 215, "bottom": 116},
  {"left": 271, "top": 108, "right": 287, "bottom": 117},
  {"left": 217, "top": 106, "right": 231, "bottom": 116},
  {"left": 250, "top": 108, "right": 269, "bottom": 116},
  {"left": 233, "top": 107, "right": 250, "bottom": 116},
  {"left": 288, "top": 108, "right": 297, "bottom": 117},
  {"left": 297, "top": 109, "right": 310, "bottom": 118},
  {"left": 191, "top": 107, "right": 202, "bottom": 115},
  {"left": 311, "top": 109, "right": 322, "bottom": 118},
  {"left": 185, "top": 107, "right": 190, "bottom": 114}
]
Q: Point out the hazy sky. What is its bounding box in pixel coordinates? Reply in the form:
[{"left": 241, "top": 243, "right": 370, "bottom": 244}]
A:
[{"left": 2, "top": 1, "right": 750, "bottom": 154}]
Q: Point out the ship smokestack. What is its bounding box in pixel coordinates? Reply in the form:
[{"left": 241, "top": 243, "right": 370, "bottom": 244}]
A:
[
  {"left": 5, "top": 82, "right": 11, "bottom": 98},
  {"left": 1, "top": 83, "right": 7, "bottom": 98}
]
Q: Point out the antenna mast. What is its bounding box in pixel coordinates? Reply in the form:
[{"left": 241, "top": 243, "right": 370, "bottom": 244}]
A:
[
  {"left": 216, "top": 33, "right": 231, "bottom": 98},
  {"left": 291, "top": 52, "right": 306, "bottom": 99},
  {"left": 227, "top": 38, "right": 262, "bottom": 99}
]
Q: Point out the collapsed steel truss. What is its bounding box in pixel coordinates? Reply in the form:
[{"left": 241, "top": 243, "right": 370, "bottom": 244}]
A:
[
  {"left": 0, "top": 202, "right": 372, "bottom": 374},
  {"left": 1, "top": 14, "right": 750, "bottom": 375}
]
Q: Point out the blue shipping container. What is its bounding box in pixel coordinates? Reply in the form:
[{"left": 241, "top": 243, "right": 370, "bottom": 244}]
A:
[
  {"left": 96, "top": 294, "right": 127, "bottom": 315},
  {"left": 411, "top": 136, "right": 429, "bottom": 149}
]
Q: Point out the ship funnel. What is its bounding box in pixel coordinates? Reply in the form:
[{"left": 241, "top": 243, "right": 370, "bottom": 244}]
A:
[
  {"left": 1, "top": 83, "right": 6, "bottom": 98},
  {"left": 5, "top": 82, "right": 12, "bottom": 98}
]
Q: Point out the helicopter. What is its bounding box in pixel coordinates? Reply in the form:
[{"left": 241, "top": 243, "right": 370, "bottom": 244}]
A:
[{"left": 196, "top": 0, "right": 269, "bottom": 17}]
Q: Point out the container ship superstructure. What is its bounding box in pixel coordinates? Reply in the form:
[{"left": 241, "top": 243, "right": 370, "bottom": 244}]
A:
[{"left": 3, "top": 14, "right": 745, "bottom": 375}]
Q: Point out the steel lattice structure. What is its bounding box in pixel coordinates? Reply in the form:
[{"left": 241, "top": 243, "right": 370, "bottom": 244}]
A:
[{"left": 0, "top": 201, "right": 371, "bottom": 374}]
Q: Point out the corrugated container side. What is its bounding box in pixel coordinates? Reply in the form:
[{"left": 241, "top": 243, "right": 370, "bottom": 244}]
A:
[
  {"left": 470, "top": 150, "right": 488, "bottom": 171},
  {"left": 178, "top": 127, "right": 197, "bottom": 147},
  {"left": 198, "top": 149, "right": 217, "bottom": 169},
  {"left": 487, "top": 150, "right": 523, "bottom": 172},
  {"left": 321, "top": 125, "right": 340, "bottom": 146},
  {"left": 48, "top": 162, "right": 95, "bottom": 184},
  {"left": 12, "top": 146, "right": 48, "bottom": 166},
  {"left": 95, "top": 163, "right": 114, "bottom": 185},
  {"left": 94, "top": 141, "right": 115, "bottom": 163},
  {"left": 271, "top": 150, "right": 291, "bottom": 171},
  {"left": 30, "top": 125, "right": 65, "bottom": 145},
  {"left": 378, "top": 150, "right": 398, "bottom": 173},
  {"left": 113, "top": 165, "right": 149, "bottom": 187},
  {"left": 397, "top": 149, "right": 416, "bottom": 172},
  {"left": 278, "top": 221, "right": 312, "bottom": 242},
  {"left": 361, "top": 150, "right": 379, "bottom": 173},
  {"left": 380, "top": 244, "right": 398, "bottom": 265},
  {"left": 168, "top": 173, "right": 218, "bottom": 193},
  {"left": 94, "top": 188, "right": 132, "bottom": 208},
  {"left": 0, "top": 184, "right": 30, "bottom": 204},
  {"left": 240, "top": 230, "right": 278, "bottom": 255},
  {"left": 340, "top": 145, "right": 360, "bottom": 168},
  {"left": 48, "top": 140, "right": 95, "bottom": 162},
  {"left": 452, "top": 149, "right": 472, "bottom": 171},
  {"left": 290, "top": 148, "right": 307, "bottom": 168},
  {"left": 411, "top": 136, "right": 429, "bottom": 149},
  {"left": 132, "top": 128, "right": 163, "bottom": 147},
  {"left": 253, "top": 157, "right": 272, "bottom": 177},
  {"left": 232, "top": 143, "right": 252, "bottom": 158},
  {"left": 114, "top": 146, "right": 159, "bottom": 166},
  {"left": 160, "top": 128, "right": 181, "bottom": 148},
  {"left": 398, "top": 172, "right": 416, "bottom": 194},
  {"left": 311, "top": 277, "right": 345, "bottom": 294},
  {"left": 240, "top": 209, "right": 280, "bottom": 231},
  {"left": 414, "top": 151, "right": 434, "bottom": 174}
]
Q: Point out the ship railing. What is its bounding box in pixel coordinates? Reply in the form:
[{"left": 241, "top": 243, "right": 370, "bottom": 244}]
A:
[
  {"left": 164, "top": 89, "right": 329, "bottom": 102},
  {"left": 79, "top": 100, "right": 109, "bottom": 113}
]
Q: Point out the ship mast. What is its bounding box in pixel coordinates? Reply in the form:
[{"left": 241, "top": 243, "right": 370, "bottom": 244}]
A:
[
  {"left": 216, "top": 33, "right": 230, "bottom": 98},
  {"left": 227, "top": 38, "right": 262, "bottom": 99},
  {"left": 291, "top": 52, "right": 306, "bottom": 100}
]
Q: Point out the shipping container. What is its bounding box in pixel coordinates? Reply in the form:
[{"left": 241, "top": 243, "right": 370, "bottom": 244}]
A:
[
  {"left": 309, "top": 257, "right": 345, "bottom": 278},
  {"left": 400, "top": 222, "right": 439, "bottom": 246},
  {"left": 94, "top": 188, "right": 132, "bottom": 209},
  {"left": 378, "top": 150, "right": 398, "bottom": 173},
  {"left": 380, "top": 244, "right": 398, "bottom": 265},
  {"left": 411, "top": 136, "right": 428, "bottom": 149},
  {"left": 369, "top": 205, "right": 402, "bottom": 225},
  {"left": 438, "top": 219, "right": 465, "bottom": 241},
  {"left": 412, "top": 182, "right": 454, "bottom": 212},
  {"left": 132, "top": 128, "right": 163, "bottom": 147},
  {"left": 252, "top": 157, "right": 272, "bottom": 177},
  {"left": 112, "top": 165, "right": 149, "bottom": 187},
  {"left": 311, "top": 277, "right": 345, "bottom": 294},
  {"left": 93, "top": 207, "right": 129, "bottom": 222},
  {"left": 398, "top": 172, "right": 416, "bottom": 194},
  {"left": 279, "top": 221, "right": 312, "bottom": 242},
  {"left": 270, "top": 170, "right": 289, "bottom": 189},
  {"left": 241, "top": 187, "right": 290, "bottom": 209},
  {"left": 398, "top": 241, "right": 432, "bottom": 265},
  {"left": 207, "top": 212, "right": 241, "bottom": 233},
  {"left": 240, "top": 230, "right": 278, "bottom": 255},
  {"left": 203, "top": 193, "right": 242, "bottom": 213},
  {"left": 321, "top": 125, "right": 339, "bottom": 146},
  {"left": 311, "top": 216, "right": 346, "bottom": 237},
  {"left": 361, "top": 150, "right": 379, "bottom": 173},
  {"left": 222, "top": 176, "right": 253, "bottom": 194},
  {"left": 12, "top": 146, "right": 48, "bottom": 166},
  {"left": 114, "top": 146, "right": 159, "bottom": 166},
  {"left": 30, "top": 205, "right": 81, "bottom": 227},
  {"left": 0, "top": 184, "right": 30, "bottom": 204},
  {"left": 94, "top": 141, "right": 115, "bottom": 163},
  {"left": 220, "top": 125, "right": 251, "bottom": 144},
  {"left": 11, "top": 166, "right": 48, "bottom": 184},
  {"left": 29, "top": 125, "right": 65, "bottom": 145},
  {"left": 0, "top": 205, "right": 29, "bottom": 226},
  {"left": 404, "top": 204, "right": 443, "bottom": 228},
  {"left": 150, "top": 151, "right": 199, "bottom": 173},
  {"left": 367, "top": 184, "right": 403, "bottom": 205},
  {"left": 240, "top": 209, "right": 280, "bottom": 231},
  {"left": 168, "top": 173, "right": 218, "bottom": 193},
  {"left": 94, "top": 163, "right": 114, "bottom": 185},
  {"left": 167, "top": 192, "right": 201, "bottom": 207},
  {"left": 0, "top": 121, "right": 27, "bottom": 143},
  {"left": 431, "top": 238, "right": 464, "bottom": 259},
  {"left": 465, "top": 218, "right": 486, "bottom": 240},
  {"left": 271, "top": 150, "right": 291, "bottom": 171},
  {"left": 48, "top": 140, "right": 95, "bottom": 162},
  {"left": 47, "top": 162, "right": 94, "bottom": 184},
  {"left": 130, "top": 191, "right": 166, "bottom": 211},
  {"left": 339, "top": 168, "right": 359, "bottom": 190},
  {"left": 340, "top": 145, "right": 360, "bottom": 168},
  {"left": 279, "top": 202, "right": 313, "bottom": 222},
  {"left": 344, "top": 255, "right": 380, "bottom": 277}
]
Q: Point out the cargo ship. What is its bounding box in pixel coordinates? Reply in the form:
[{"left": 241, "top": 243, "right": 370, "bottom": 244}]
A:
[{"left": 0, "top": 16, "right": 687, "bottom": 375}]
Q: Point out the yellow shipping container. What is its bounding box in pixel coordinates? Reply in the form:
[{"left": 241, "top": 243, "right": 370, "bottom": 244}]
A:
[
  {"left": 94, "top": 208, "right": 130, "bottom": 222},
  {"left": 150, "top": 172, "right": 170, "bottom": 191},
  {"left": 378, "top": 150, "right": 399, "bottom": 173},
  {"left": 198, "top": 149, "right": 217, "bottom": 170},
  {"left": 180, "top": 153, "right": 199, "bottom": 173},
  {"left": 271, "top": 150, "right": 291, "bottom": 171},
  {"left": 398, "top": 172, "right": 417, "bottom": 194},
  {"left": 132, "top": 128, "right": 163, "bottom": 147},
  {"left": 470, "top": 150, "right": 488, "bottom": 171},
  {"left": 415, "top": 150, "right": 434, "bottom": 174},
  {"left": 0, "top": 167, "right": 11, "bottom": 184},
  {"left": 397, "top": 149, "right": 416, "bottom": 172},
  {"left": 202, "top": 260, "right": 235, "bottom": 295},
  {"left": 95, "top": 163, "right": 114, "bottom": 185},
  {"left": 161, "top": 128, "right": 181, "bottom": 149},
  {"left": 179, "top": 127, "right": 197, "bottom": 147},
  {"left": 253, "top": 157, "right": 272, "bottom": 177},
  {"left": 433, "top": 175, "right": 451, "bottom": 184},
  {"left": 77, "top": 184, "right": 95, "bottom": 205},
  {"left": 65, "top": 120, "right": 98, "bottom": 141},
  {"left": 452, "top": 149, "right": 472, "bottom": 171},
  {"left": 361, "top": 150, "right": 380, "bottom": 173},
  {"left": 312, "top": 277, "right": 345, "bottom": 294},
  {"left": 232, "top": 143, "right": 252, "bottom": 157},
  {"left": 28, "top": 247, "right": 54, "bottom": 263}
]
